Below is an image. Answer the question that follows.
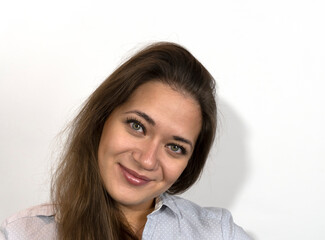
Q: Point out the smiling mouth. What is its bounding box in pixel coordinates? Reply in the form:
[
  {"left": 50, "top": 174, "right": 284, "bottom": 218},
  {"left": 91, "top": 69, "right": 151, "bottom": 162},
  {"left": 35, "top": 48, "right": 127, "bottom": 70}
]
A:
[{"left": 119, "top": 164, "right": 152, "bottom": 186}]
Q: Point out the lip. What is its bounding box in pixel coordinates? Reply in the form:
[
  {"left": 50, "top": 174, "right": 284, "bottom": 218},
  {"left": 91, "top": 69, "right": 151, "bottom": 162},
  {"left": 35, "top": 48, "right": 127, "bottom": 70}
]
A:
[{"left": 119, "top": 164, "right": 152, "bottom": 186}]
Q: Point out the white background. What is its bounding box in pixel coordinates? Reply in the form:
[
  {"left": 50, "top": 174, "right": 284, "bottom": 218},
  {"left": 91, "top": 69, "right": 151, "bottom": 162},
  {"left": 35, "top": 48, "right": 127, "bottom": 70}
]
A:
[{"left": 1, "top": 1, "right": 324, "bottom": 239}]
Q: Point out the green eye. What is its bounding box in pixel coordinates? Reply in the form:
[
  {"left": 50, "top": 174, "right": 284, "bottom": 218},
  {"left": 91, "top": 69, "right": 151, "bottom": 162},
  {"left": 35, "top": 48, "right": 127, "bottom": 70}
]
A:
[
  {"left": 126, "top": 118, "right": 146, "bottom": 134},
  {"left": 170, "top": 145, "right": 180, "bottom": 152},
  {"left": 167, "top": 144, "right": 187, "bottom": 155},
  {"left": 131, "top": 122, "right": 141, "bottom": 130}
]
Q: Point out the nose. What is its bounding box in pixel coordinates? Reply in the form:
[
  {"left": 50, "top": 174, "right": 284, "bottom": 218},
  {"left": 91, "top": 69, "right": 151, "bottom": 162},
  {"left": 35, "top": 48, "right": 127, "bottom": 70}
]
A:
[{"left": 133, "top": 140, "right": 160, "bottom": 171}]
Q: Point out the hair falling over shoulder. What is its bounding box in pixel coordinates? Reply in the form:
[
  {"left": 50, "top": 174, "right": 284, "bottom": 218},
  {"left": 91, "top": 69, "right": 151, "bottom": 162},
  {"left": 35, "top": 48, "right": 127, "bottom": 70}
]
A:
[{"left": 51, "top": 42, "right": 217, "bottom": 239}]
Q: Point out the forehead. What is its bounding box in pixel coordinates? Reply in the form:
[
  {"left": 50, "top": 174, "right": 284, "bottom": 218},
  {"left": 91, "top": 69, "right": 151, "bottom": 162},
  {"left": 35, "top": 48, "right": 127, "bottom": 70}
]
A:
[{"left": 123, "top": 81, "right": 200, "bottom": 115}]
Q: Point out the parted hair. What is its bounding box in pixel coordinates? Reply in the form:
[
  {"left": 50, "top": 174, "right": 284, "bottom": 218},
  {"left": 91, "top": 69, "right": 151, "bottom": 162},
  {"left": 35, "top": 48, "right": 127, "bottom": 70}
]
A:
[{"left": 51, "top": 42, "right": 217, "bottom": 239}]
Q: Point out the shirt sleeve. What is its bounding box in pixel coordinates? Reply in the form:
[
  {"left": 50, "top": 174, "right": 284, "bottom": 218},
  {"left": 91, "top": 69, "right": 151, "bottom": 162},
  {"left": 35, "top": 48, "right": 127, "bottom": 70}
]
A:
[
  {"left": 0, "top": 204, "right": 56, "bottom": 240},
  {"left": 0, "top": 221, "right": 7, "bottom": 240},
  {"left": 221, "top": 208, "right": 252, "bottom": 240}
]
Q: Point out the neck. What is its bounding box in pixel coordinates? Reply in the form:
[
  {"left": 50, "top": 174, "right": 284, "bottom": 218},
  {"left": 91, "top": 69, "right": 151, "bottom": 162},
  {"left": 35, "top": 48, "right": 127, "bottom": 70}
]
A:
[{"left": 118, "top": 199, "right": 155, "bottom": 237}]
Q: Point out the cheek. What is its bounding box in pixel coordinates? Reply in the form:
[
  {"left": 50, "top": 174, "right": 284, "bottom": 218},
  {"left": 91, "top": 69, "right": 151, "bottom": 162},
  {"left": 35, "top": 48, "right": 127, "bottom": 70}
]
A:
[
  {"left": 162, "top": 160, "right": 188, "bottom": 184},
  {"left": 98, "top": 127, "right": 131, "bottom": 159}
]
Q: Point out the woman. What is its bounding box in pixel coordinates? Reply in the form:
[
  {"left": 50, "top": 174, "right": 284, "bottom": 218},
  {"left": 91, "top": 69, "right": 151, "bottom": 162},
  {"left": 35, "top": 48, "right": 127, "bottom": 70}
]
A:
[{"left": 0, "top": 42, "right": 251, "bottom": 239}]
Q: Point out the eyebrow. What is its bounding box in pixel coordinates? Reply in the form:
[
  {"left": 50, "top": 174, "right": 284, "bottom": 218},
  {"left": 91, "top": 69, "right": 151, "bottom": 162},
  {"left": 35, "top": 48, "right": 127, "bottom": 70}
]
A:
[
  {"left": 124, "top": 110, "right": 194, "bottom": 149},
  {"left": 173, "top": 136, "right": 193, "bottom": 149},
  {"left": 124, "top": 110, "right": 156, "bottom": 126}
]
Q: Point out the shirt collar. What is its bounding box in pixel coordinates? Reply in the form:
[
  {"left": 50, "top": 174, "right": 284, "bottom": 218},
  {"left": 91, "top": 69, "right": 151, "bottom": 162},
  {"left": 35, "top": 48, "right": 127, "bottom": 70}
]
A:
[{"left": 151, "top": 193, "right": 182, "bottom": 217}]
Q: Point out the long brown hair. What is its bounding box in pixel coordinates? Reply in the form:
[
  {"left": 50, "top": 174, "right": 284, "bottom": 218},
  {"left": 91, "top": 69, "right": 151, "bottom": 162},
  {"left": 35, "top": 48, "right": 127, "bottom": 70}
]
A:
[{"left": 51, "top": 42, "right": 217, "bottom": 239}]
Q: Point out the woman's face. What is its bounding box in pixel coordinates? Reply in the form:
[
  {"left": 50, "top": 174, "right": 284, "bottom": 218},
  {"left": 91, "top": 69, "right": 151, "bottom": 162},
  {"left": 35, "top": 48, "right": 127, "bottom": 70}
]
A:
[{"left": 98, "top": 81, "right": 202, "bottom": 210}]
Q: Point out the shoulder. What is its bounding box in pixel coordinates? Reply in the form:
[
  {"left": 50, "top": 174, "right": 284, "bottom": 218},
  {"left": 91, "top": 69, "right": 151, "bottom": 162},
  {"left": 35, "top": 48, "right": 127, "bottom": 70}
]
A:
[
  {"left": 0, "top": 204, "right": 57, "bottom": 240},
  {"left": 3, "top": 204, "right": 55, "bottom": 224},
  {"left": 160, "top": 194, "right": 252, "bottom": 240},
  {"left": 162, "top": 194, "right": 225, "bottom": 221}
]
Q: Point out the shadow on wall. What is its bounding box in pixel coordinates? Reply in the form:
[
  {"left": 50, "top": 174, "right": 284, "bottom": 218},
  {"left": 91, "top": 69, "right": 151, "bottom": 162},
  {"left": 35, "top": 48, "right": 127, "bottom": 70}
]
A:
[{"left": 181, "top": 98, "right": 250, "bottom": 209}]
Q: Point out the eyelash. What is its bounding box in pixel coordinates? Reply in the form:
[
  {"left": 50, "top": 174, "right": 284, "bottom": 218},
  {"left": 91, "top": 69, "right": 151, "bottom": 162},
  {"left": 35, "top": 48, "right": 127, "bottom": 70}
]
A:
[
  {"left": 167, "top": 143, "right": 187, "bottom": 155},
  {"left": 125, "top": 117, "right": 187, "bottom": 155},
  {"left": 126, "top": 117, "right": 146, "bottom": 134}
]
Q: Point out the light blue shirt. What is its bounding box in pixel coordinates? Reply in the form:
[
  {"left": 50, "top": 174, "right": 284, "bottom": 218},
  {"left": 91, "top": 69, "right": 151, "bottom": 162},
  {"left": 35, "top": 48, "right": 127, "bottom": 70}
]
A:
[{"left": 0, "top": 193, "right": 251, "bottom": 239}]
